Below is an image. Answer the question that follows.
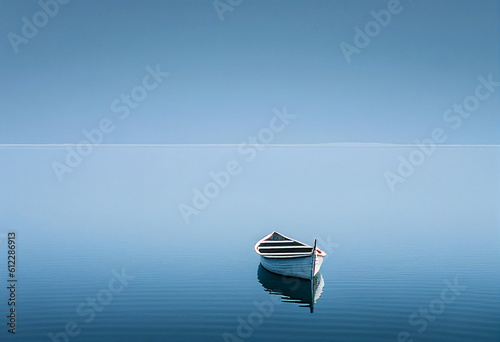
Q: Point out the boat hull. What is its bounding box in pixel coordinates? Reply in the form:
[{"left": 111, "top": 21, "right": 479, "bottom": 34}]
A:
[{"left": 260, "top": 254, "right": 324, "bottom": 280}]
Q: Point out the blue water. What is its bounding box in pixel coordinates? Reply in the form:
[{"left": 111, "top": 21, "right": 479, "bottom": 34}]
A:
[{"left": 0, "top": 146, "right": 498, "bottom": 341}]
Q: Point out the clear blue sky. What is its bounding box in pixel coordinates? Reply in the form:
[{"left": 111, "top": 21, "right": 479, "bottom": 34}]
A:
[{"left": 1, "top": 0, "right": 498, "bottom": 144}]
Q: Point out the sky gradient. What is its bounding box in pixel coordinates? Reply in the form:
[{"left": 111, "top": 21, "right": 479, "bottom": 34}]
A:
[{"left": 1, "top": 0, "right": 499, "bottom": 144}]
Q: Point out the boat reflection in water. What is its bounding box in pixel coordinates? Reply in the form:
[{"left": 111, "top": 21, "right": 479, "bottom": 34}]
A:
[{"left": 257, "top": 264, "right": 325, "bottom": 313}]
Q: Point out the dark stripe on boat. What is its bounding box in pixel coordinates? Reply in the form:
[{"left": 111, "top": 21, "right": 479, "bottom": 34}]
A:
[
  {"left": 259, "top": 241, "right": 304, "bottom": 247},
  {"left": 258, "top": 247, "right": 313, "bottom": 253}
]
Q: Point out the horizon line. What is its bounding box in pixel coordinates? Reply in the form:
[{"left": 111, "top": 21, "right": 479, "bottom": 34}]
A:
[{"left": 0, "top": 143, "right": 498, "bottom": 148}]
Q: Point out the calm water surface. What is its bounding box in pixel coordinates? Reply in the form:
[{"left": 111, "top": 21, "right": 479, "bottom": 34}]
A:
[{"left": 0, "top": 147, "right": 498, "bottom": 341}]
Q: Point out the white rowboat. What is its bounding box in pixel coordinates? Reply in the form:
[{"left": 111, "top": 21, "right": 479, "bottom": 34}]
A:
[{"left": 254, "top": 231, "right": 326, "bottom": 280}]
